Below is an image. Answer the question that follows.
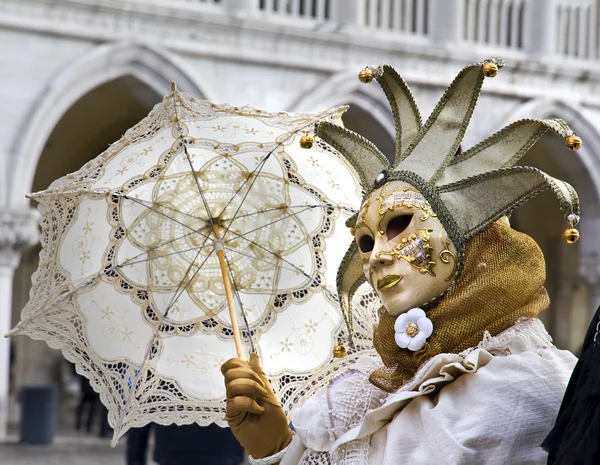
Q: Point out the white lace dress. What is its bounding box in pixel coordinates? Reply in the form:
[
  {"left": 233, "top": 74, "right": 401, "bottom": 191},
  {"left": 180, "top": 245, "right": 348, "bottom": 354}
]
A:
[{"left": 279, "top": 319, "right": 577, "bottom": 465}]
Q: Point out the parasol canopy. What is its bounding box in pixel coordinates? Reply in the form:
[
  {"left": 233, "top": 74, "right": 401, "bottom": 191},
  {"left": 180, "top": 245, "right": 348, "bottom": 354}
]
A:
[{"left": 9, "top": 84, "right": 376, "bottom": 443}]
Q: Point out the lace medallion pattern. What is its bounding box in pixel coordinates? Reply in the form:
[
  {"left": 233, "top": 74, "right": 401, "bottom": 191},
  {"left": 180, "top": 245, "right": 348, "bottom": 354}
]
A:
[{"left": 11, "top": 86, "right": 376, "bottom": 443}]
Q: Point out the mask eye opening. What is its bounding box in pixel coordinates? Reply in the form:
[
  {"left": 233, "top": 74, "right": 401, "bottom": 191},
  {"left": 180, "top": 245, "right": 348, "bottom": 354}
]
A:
[
  {"left": 386, "top": 214, "right": 413, "bottom": 240},
  {"left": 358, "top": 235, "right": 375, "bottom": 253}
]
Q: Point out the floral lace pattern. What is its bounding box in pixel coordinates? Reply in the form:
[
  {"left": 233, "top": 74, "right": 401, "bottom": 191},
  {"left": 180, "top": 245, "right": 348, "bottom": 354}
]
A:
[
  {"left": 299, "top": 450, "right": 332, "bottom": 465},
  {"left": 12, "top": 87, "right": 377, "bottom": 443},
  {"left": 474, "top": 317, "right": 554, "bottom": 355},
  {"left": 325, "top": 356, "right": 386, "bottom": 465}
]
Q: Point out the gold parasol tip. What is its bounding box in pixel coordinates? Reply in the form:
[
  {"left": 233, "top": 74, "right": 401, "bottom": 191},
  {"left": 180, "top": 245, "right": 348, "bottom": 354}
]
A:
[{"left": 170, "top": 81, "right": 179, "bottom": 93}]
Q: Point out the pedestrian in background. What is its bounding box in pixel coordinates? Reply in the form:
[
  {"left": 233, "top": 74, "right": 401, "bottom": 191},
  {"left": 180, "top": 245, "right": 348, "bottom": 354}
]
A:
[
  {"left": 126, "top": 423, "right": 245, "bottom": 465},
  {"left": 74, "top": 375, "right": 98, "bottom": 433}
]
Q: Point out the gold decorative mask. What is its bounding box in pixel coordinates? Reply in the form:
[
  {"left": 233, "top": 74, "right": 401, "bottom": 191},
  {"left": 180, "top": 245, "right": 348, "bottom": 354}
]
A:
[{"left": 354, "top": 181, "right": 457, "bottom": 317}]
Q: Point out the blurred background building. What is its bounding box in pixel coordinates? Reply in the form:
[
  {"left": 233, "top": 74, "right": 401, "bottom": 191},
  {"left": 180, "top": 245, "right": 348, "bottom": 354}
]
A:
[{"left": 1, "top": 0, "right": 600, "bottom": 452}]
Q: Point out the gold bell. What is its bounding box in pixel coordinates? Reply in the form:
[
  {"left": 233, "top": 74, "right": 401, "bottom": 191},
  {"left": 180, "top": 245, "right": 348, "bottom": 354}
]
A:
[
  {"left": 562, "top": 227, "right": 580, "bottom": 244},
  {"left": 358, "top": 68, "right": 374, "bottom": 84},
  {"left": 482, "top": 62, "right": 499, "bottom": 78},
  {"left": 299, "top": 135, "right": 314, "bottom": 149},
  {"left": 333, "top": 345, "right": 347, "bottom": 358},
  {"left": 566, "top": 135, "right": 582, "bottom": 151}
]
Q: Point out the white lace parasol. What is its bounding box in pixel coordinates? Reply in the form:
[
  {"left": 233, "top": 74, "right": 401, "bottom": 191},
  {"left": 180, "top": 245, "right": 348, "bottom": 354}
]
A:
[{"left": 9, "top": 84, "right": 377, "bottom": 444}]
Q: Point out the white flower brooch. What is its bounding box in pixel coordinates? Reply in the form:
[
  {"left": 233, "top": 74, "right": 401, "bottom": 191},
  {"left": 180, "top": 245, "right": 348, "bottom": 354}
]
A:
[{"left": 394, "top": 308, "right": 433, "bottom": 351}]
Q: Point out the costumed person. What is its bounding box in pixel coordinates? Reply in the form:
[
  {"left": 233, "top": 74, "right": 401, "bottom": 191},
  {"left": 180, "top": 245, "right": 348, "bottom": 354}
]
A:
[
  {"left": 542, "top": 305, "right": 600, "bottom": 464},
  {"left": 221, "top": 58, "right": 583, "bottom": 464}
]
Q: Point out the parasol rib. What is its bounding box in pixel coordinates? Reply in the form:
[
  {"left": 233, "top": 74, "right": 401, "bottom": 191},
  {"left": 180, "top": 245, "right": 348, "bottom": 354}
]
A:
[
  {"left": 216, "top": 113, "right": 335, "bottom": 240},
  {"left": 217, "top": 155, "right": 272, "bottom": 241},
  {"left": 223, "top": 246, "right": 304, "bottom": 275},
  {"left": 223, "top": 229, "right": 312, "bottom": 280},
  {"left": 220, "top": 203, "right": 352, "bottom": 222},
  {"left": 113, "top": 228, "right": 207, "bottom": 268},
  {"left": 5, "top": 276, "right": 99, "bottom": 337},
  {"left": 118, "top": 193, "right": 211, "bottom": 225},
  {"left": 182, "top": 145, "right": 218, "bottom": 231},
  {"left": 162, "top": 247, "right": 214, "bottom": 320},
  {"left": 223, "top": 206, "right": 313, "bottom": 242},
  {"left": 117, "top": 244, "right": 214, "bottom": 268},
  {"left": 123, "top": 195, "right": 212, "bottom": 240},
  {"left": 115, "top": 241, "right": 215, "bottom": 444},
  {"left": 215, "top": 153, "right": 271, "bottom": 227}
]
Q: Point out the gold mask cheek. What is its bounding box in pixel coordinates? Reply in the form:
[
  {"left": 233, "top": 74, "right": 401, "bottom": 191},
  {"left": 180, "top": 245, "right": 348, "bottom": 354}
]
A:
[
  {"left": 357, "top": 184, "right": 447, "bottom": 294},
  {"left": 413, "top": 214, "right": 459, "bottom": 282},
  {"left": 392, "top": 228, "right": 437, "bottom": 276},
  {"left": 382, "top": 206, "right": 439, "bottom": 277},
  {"left": 379, "top": 224, "right": 452, "bottom": 315},
  {"left": 397, "top": 216, "right": 458, "bottom": 304},
  {"left": 387, "top": 201, "right": 459, "bottom": 286}
]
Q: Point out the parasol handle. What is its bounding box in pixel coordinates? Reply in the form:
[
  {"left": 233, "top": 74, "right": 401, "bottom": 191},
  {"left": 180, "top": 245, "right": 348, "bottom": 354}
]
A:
[{"left": 213, "top": 225, "right": 244, "bottom": 359}]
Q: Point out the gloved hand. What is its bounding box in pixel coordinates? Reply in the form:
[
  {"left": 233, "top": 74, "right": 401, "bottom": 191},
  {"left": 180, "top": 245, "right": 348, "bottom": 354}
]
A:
[{"left": 221, "top": 353, "right": 293, "bottom": 459}]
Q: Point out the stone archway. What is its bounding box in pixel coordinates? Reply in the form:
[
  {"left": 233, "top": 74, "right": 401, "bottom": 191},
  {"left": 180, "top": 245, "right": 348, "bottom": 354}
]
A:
[
  {"left": 5, "top": 42, "right": 205, "bottom": 436},
  {"left": 503, "top": 99, "right": 600, "bottom": 352},
  {"left": 9, "top": 41, "right": 208, "bottom": 208},
  {"left": 290, "top": 69, "right": 396, "bottom": 160},
  {"left": 10, "top": 74, "right": 166, "bottom": 433}
]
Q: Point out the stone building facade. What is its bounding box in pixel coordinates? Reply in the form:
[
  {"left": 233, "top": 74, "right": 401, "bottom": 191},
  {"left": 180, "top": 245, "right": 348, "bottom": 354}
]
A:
[{"left": 1, "top": 0, "right": 600, "bottom": 437}]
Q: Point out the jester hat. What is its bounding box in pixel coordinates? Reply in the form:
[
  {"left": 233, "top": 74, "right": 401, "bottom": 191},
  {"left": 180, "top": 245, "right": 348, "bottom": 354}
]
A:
[{"left": 315, "top": 58, "right": 582, "bottom": 335}]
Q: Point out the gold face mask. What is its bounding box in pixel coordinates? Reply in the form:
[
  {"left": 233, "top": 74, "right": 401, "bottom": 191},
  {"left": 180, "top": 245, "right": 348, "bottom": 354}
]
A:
[{"left": 353, "top": 181, "right": 458, "bottom": 317}]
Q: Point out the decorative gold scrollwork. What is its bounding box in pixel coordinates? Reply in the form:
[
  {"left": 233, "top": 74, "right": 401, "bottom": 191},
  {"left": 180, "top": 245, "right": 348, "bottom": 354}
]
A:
[{"left": 439, "top": 228, "right": 458, "bottom": 282}]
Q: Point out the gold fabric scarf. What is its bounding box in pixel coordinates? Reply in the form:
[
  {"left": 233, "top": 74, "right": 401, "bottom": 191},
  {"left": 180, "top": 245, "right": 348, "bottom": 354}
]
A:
[{"left": 370, "top": 221, "right": 550, "bottom": 393}]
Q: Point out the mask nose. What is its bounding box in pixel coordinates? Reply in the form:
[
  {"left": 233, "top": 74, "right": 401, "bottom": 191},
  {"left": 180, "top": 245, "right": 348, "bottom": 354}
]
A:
[{"left": 370, "top": 238, "right": 394, "bottom": 268}]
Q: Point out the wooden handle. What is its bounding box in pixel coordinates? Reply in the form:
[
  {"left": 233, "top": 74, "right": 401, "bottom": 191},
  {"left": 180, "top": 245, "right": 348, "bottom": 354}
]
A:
[{"left": 213, "top": 225, "right": 244, "bottom": 359}]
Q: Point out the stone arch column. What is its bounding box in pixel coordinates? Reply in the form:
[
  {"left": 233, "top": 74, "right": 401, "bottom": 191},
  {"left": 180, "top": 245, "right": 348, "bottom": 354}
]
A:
[
  {"left": 0, "top": 210, "right": 38, "bottom": 439},
  {"left": 501, "top": 98, "right": 600, "bottom": 350}
]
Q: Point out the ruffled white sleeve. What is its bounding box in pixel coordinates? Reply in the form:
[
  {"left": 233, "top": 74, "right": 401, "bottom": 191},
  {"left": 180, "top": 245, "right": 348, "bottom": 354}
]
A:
[{"left": 281, "top": 384, "right": 331, "bottom": 464}]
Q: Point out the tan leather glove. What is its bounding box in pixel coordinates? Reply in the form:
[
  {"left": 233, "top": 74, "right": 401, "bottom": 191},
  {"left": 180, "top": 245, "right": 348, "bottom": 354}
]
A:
[{"left": 221, "top": 353, "right": 293, "bottom": 459}]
